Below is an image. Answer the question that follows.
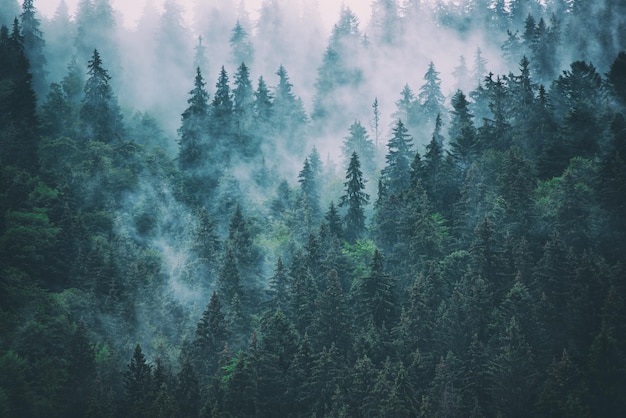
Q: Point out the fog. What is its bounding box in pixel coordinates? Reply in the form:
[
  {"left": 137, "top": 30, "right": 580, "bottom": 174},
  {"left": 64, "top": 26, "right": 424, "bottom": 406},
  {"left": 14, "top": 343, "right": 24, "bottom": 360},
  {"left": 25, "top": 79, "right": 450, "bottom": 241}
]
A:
[{"left": 3, "top": 0, "right": 625, "bottom": 378}]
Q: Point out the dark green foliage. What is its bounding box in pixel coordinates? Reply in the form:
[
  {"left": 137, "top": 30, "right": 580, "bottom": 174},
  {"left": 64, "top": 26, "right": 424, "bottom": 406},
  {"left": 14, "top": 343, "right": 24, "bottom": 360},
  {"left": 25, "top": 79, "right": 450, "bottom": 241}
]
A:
[
  {"left": 381, "top": 119, "right": 414, "bottom": 195},
  {"left": 178, "top": 67, "right": 209, "bottom": 171},
  {"left": 80, "top": 49, "right": 124, "bottom": 143},
  {"left": 19, "top": 0, "right": 46, "bottom": 98},
  {"left": 340, "top": 152, "right": 369, "bottom": 243},
  {"left": 2, "top": 3, "right": 626, "bottom": 417},
  {"left": 448, "top": 90, "right": 479, "bottom": 169}
]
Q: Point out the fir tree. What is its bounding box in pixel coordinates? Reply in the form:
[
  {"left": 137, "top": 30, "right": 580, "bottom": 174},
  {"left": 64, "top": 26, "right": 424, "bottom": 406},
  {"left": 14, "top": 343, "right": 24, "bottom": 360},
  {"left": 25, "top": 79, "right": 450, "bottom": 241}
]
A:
[
  {"left": 448, "top": 90, "right": 478, "bottom": 169},
  {"left": 381, "top": 119, "right": 414, "bottom": 195},
  {"left": 178, "top": 67, "right": 209, "bottom": 170},
  {"left": 19, "top": 0, "right": 46, "bottom": 98},
  {"left": 340, "top": 152, "right": 370, "bottom": 243},
  {"left": 79, "top": 49, "right": 124, "bottom": 143},
  {"left": 418, "top": 61, "right": 446, "bottom": 125},
  {"left": 342, "top": 120, "right": 376, "bottom": 177},
  {"left": 230, "top": 20, "right": 254, "bottom": 67}
]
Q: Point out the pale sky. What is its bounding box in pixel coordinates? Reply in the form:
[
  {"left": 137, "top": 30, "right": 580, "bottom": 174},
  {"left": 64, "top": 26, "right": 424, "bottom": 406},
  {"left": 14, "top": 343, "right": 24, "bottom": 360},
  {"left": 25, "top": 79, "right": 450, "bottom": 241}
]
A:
[{"left": 37, "top": 0, "right": 372, "bottom": 31}]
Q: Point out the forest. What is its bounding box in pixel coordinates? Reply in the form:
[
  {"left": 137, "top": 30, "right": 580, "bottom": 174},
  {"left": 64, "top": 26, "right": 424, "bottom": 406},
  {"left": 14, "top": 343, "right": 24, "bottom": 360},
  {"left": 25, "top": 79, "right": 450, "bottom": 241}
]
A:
[{"left": 1, "top": 0, "right": 626, "bottom": 416}]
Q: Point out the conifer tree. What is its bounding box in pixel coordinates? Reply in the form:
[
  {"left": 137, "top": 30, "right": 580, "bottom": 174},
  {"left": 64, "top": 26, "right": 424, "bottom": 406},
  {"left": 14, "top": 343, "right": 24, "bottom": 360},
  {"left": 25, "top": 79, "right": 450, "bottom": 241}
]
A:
[
  {"left": 230, "top": 20, "right": 254, "bottom": 67},
  {"left": 354, "top": 250, "right": 396, "bottom": 329},
  {"left": 340, "top": 152, "right": 370, "bottom": 243},
  {"left": 381, "top": 119, "right": 414, "bottom": 195},
  {"left": 418, "top": 61, "right": 446, "bottom": 125},
  {"left": 178, "top": 67, "right": 209, "bottom": 170},
  {"left": 217, "top": 247, "right": 243, "bottom": 308},
  {"left": 123, "top": 344, "right": 154, "bottom": 417},
  {"left": 210, "top": 66, "right": 234, "bottom": 140},
  {"left": 193, "top": 35, "right": 208, "bottom": 75},
  {"left": 80, "top": 49, "right": 124, "bottom": 143},
  {"left": 254, "top": 75, "right": 273, "bottom": 123},
  {"left": 233, "top": 62, "right": 256, "bottom": 154},
  {"left": 342, "top": 120, "right": 376, "bottom": 177},
  {"left": 298, "top": 157, "right": 321, "bottom": 218},
  {"left": 324, "top": 201, "right": 343, "bottom": 240},
  {"left": 20, "top": 0, "right": 46, "bottom": 98},
  {"left": 0, "top": 19, "right": 39, "bottom": 171},
  {"left": 448, "top": 90, "right": 478, "bottom": 169},
  {"left": 268, "top": 256, "right": 290, "bottom": 312}
]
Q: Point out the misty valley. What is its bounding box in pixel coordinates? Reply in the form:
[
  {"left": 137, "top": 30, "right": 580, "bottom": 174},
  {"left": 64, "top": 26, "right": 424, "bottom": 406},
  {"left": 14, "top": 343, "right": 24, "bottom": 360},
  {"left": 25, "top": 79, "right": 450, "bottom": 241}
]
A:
[{"left": 1, "top": 0, "right": 626, "bottom": 417}]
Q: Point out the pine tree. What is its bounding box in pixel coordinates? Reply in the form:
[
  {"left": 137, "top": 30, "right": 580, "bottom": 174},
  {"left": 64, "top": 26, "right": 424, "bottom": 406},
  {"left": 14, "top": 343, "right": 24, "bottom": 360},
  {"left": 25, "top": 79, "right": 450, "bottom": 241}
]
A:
[
  {"left": 313, "top": 269, "right": 351, "bottom": 356},
  {"left": 354, "top": 250, "right": 396, "bottom": 329},
  {"left": 273, "top": 65, "right": 308, "bottom": 155},
  {"left": 448, "top": 90, "right": 478, "bottom": 169},
  {"left": 19, "top": 0, "right": 46, "bottom": 98},
  {"left": 254, "top": 75, "right": 273, "bottom": 123},
  {"left": 230, "top": 20, "right": 254, "bottom": 67},
  {"left": 233, "top": 62, "right": 256, "bottom": 154},
  {"left": 472, "top": 47, "right": 488, "bottom": 87},
  {"left": 217, "top": 247, "right": 243, "bottom": 307},
  {"left": 268, "top": 256, "right": 290, "bottom": 312},
  {"left": 178, "top": 67, "right": 209, "bottom": 171},
  {"left": 210, "top": 66, "right": 234, "bottom": 140},
  {"left": 324, "top": 201, "right": 343, "bottom": 240},
  {"left": 381, "top": 119, "right": 414, "bottom": 195},
  {"left": 340, "top": 152, "right": 370, "bottom": 243},
  {"left": 393, "top": 84, "right": 417, "bottom": 128},
  {"left": 123, "top": 344, "right": 154, "bottom": 418},
  {"left": 174, "top": 358, "right": 200, "bottom": 418},
  {"left": 298, "top": 157, "right": 321, "bottom": 219},
  {"left": 193, "top": 35, "right": 208, "bottom": 75},
  {"left": 80, "top": 49, "right": 124, "bottom": 143},
  {"left": 0, "top": 19, "right": 39, "bottom": 172},
  {"left": 418, "top": 61, "right": 446, "bottom": 125},
  {"left": 342, "top": 120, "right": 376, "bottom": 177},
  {"left": 453, "top": 55, "right": 471, "bottom": 92}
]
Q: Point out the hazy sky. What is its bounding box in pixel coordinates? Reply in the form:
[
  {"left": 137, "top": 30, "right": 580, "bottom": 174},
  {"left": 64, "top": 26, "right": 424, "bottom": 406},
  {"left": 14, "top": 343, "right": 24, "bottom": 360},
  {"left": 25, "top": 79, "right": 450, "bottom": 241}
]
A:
[{"left": 38, "top": 0, "right": 372, "bottom": 30}]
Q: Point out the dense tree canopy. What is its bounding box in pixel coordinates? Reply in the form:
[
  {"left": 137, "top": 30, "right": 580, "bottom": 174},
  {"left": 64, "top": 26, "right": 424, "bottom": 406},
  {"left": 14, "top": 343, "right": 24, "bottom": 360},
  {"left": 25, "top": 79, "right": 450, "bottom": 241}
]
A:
[{"left": 1, "top": 1, "right": 626, "bottom": 416}]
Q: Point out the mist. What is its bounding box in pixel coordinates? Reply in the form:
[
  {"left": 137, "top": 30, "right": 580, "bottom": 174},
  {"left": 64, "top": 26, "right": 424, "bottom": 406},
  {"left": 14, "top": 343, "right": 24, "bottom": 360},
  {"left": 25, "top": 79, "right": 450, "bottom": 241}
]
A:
[{"left": 2, "top": 0, "right": 626, "bottom": 416}]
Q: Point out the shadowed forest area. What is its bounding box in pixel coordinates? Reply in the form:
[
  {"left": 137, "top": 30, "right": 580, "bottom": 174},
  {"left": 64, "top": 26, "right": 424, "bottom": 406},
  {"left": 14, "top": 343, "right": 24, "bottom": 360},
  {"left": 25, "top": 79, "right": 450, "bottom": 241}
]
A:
[{"left": 1, "top": 0, "right": 626, "bottom": 416}]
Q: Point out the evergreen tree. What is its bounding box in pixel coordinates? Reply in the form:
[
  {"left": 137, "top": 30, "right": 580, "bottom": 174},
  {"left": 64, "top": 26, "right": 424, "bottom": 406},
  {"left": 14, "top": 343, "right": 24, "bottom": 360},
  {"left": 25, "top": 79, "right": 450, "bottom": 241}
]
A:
[
  {"left": 453, "top": 55, "right": 471, "bottom": 92},
  {"left": 217, "top": 247, "right": 243, "bottom": 308},
  {"left": 368, "top": 0, "right": 401, "bottom": 45},
  {"left": 174, "top": 358, "right": 200, "bottom": 418},
  {"left": 381, "top": 119, "right": 414, "bottom": 195},
  {"left": 341, "top": 120, "right": 376, "bottom": 178},
  {"left": 418, "top": 61, "right": 446, "bottom": 125},
  {"left": 472, "top": 47, "right": 488, "bottom": 87},
  {"left": 272, "top": 65, "right": 308, "bottom": 155},
  {"left": 298, "top": 157, "right": 321, "bottom": 219},
  {"left": 393, "top": 84, "right": 418, "bottom": 129},
  {"left": 340, "top": 152, "right": 370, "bottom": 243},
  {"left": 324, "top": 201, "right": 343, "bottom": 240},
  {"left": 230, "top": 20, "right": 254, "bottom": 67},
  {"left": 79, "top": 49, "right": 124, "bottom": 143},
  {"left": 193, "top": 35, "right": 208, "bottom": 76},
  {"left": 313, "top": 269, "right": 351, "bottom": 355},
  {"left": 233, "top": 62, "right": 256, "bottom": 154},
  {"left": 448, "top": 90, "right": 478, "bottom": 169},
  {"left": 210, "top": 66, "right": 234, "bottom": 140},
  {"left": 0, "top": 19, "right": 39, "bottom": 172},
  {"left": 268, "top": 256, "right": 290, "bottom": 312},
  {"left": 354, "top": 250, "right": 397, "bottom": 329},
  {"left": 19, "top": 0, "right": 46, "bottom": 98},
  {"left": 123, "top": 344, "right": 154, "bottom": 418},
  {"left": 178, "top": 67, "right": 209, "bottom": 171},
  {"left": 254, "top": 75, "right": 273, "bottom": 123}
]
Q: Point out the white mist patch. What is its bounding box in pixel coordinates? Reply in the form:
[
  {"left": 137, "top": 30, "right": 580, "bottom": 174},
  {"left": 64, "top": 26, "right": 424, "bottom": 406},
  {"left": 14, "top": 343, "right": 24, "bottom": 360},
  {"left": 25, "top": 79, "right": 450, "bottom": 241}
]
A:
[{"left": 151, "top": 238, "right": 203, "bottom": 303}]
